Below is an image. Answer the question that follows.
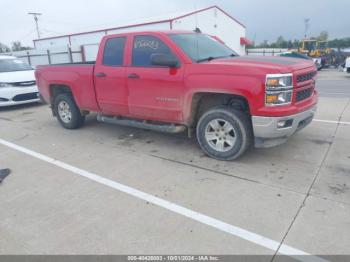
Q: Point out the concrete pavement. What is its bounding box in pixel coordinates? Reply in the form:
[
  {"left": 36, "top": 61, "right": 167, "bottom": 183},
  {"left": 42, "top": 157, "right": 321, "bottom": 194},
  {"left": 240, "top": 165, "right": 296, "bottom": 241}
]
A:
[{"left": 0, "top": 69, "right": 349, "bottom": 260}]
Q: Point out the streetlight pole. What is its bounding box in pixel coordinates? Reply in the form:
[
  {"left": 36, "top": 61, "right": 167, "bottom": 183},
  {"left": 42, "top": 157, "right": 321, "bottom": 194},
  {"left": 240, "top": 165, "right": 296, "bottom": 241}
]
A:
[
  {"left": 28, "top": 12, "right": 42, "bottom": 39},
  {"left": 304, "top": 18, "right": 310, "bottom": 39}
]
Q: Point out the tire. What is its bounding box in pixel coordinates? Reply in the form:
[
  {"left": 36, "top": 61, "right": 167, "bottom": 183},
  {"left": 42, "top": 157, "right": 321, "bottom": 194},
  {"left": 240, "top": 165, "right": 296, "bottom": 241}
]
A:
[
  {"left": 53, "top": 93, "right": 85, "bottom": 129},
  {"left": 196, "top": 106, "right": 253, "bottom": 161}
]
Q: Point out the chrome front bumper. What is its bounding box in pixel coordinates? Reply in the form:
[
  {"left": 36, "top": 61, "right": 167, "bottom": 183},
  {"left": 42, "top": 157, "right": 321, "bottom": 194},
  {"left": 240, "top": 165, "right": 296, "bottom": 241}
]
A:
[{"left": 252, "top": 106, "right": 317, "bottom": 148}]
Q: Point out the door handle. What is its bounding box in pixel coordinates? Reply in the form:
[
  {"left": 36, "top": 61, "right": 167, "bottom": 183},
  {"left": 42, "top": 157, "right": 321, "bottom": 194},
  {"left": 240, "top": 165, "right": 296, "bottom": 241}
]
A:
[
  {"left": 128, "top": 73, "right": 140, "bottom": 79},
  {"left": 96, "top": 72, "right": 107, "bottom": 78}
]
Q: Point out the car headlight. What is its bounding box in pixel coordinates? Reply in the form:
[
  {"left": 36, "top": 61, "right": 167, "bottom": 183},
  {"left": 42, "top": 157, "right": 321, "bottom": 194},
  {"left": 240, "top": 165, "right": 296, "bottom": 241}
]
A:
[
  {"left": 0, "top": 83, "right": 14, "bottom": 88},
  {"left": 265, "top": 74, "right": 293, "bottom": 106}
]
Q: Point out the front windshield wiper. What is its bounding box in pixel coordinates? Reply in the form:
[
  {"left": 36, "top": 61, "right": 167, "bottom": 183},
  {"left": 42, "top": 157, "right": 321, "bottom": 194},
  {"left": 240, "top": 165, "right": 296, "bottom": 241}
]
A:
[
  {"left": 197, "top": 56, "right": 216, "bottom": 63},
  {"left": 197, "top": 54, "right": 237, "bottom": 63}
]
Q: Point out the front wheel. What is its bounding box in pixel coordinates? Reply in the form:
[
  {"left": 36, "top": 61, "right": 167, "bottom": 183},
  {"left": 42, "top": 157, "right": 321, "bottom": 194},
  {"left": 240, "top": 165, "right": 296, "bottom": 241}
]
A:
[
  {"left": 54, "top": 93, "right": 85, "bottom": 129},
  {"left": 196, "top": 106, "right": 253, "bottom": 161}
]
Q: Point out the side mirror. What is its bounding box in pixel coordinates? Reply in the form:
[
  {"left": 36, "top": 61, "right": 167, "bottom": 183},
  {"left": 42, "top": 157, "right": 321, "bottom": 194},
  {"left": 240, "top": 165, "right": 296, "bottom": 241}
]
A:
[{"left": 151, "top": 53, "right": 179, "bottom": 68}]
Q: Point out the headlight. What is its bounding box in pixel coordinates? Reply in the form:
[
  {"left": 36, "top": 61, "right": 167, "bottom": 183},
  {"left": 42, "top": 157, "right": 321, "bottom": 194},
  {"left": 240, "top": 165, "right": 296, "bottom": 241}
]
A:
[
  {"left": 0, "top": 83, "right": 14, "bottom": 88},
  {"left": 266, "top": 74, "right": 293, "bottom": 90},
  {"left": 265, "top": 74, "right": 293, "bottom": 106}
]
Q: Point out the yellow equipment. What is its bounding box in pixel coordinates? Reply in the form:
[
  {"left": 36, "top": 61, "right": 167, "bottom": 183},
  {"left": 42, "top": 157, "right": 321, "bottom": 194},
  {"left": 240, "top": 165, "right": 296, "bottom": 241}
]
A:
[
  {"left": 298, "top": 39, "right": 318, "bottom": 56},
  {"left": 297, "top": 40, "right": 331, "bottom": 58}
]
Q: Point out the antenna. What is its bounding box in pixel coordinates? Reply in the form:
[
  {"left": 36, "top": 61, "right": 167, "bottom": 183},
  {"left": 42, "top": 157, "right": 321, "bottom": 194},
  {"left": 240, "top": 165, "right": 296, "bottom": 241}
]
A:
[
  {"left": 28, "top": 12, "right": 42, "bottom": 39},
  {"left": 194, "top": 0, "right": 199, "bottom": 61}
]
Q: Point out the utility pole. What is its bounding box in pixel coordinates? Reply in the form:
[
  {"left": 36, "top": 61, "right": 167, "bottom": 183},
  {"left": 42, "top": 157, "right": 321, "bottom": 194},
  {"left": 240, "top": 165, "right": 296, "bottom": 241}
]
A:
[
  {"left": 304, "top": 18, "right": 310, "bottom": 39},
  {"left": 28, "top": 12, "right": 42, "bottom": 39}
]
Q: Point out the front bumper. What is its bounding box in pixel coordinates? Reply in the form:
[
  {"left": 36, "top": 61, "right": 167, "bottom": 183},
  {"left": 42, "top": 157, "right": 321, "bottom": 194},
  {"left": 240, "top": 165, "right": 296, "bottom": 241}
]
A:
[
  {"left": 0, "top": 86, "right": 40, "bottom": 107},
  {"left": 252, "top": 105, "right": 317, "bottom": 148}
]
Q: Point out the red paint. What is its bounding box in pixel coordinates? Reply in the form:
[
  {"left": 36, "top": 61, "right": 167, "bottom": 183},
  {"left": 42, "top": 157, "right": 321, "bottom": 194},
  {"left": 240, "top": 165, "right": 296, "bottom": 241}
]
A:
[
  {"left": 211, "top": 35, "right": 225, "bottom": 45},
  {"left": 35, "top": 31, "right": 318, "bottom": 125},
  {"left": 240, "top": 37, "right": 252, "bottom": 46},
  {"left": 172, "top": 6, "right": 246, "bottom": 28}
]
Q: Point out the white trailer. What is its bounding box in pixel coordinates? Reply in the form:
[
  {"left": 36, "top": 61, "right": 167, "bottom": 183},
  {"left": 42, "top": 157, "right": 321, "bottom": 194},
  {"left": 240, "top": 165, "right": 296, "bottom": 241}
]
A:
[{"left": 33, "top": 6, "right": 248, "bottom": 60}]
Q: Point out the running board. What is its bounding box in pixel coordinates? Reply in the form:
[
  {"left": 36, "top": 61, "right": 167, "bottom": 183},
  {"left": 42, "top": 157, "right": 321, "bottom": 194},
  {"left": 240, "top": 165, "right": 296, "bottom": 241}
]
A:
[{"left": 97, "top": 115, "right": 186, "bottom": 134}]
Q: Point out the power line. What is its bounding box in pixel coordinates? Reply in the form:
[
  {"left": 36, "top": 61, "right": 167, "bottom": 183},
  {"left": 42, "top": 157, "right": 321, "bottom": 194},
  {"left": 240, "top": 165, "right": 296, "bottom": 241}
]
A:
[{"left": 28, "top": 12, "right": 42, "bottom": 39}]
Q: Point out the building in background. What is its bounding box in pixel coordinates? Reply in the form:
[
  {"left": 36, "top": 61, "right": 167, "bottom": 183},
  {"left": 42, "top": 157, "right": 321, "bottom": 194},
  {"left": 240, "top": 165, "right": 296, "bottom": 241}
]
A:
[
  {"left": 6, "top": 6, "right": 249, "bottom": 66},
  {"left": 34, "top": 6, "right": 248, "bottom": 58}
]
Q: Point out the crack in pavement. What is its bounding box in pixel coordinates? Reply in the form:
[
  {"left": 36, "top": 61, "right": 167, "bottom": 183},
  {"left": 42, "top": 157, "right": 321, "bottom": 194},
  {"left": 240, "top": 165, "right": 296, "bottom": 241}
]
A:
[
  {"left": 150, "top": 154, "right": 308, "bottom": 197},
  {"left": 271, "top": 98, "right": 350, "bottom": 261}
]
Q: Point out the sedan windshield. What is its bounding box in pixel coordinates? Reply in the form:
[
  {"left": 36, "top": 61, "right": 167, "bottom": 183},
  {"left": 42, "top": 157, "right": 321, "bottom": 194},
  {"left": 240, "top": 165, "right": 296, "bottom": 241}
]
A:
[
  {"left": 0, "top": 59, "right": 33, "bottom": 73},
  {"left": 169, "top": 33, "right": 238, "bottom": 63}
]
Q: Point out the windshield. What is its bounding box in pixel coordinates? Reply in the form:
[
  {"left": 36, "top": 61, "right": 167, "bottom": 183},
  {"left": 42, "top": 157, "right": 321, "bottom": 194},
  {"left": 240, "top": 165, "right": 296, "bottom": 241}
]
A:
[
  {"left": 0, "top": 58, "right": 33, "bottom": 73},
  {"left": 304, "top": 41, "right": 317, "bottom": 52},
  {"left": 318, "top": 42, "right": 328, "bottom": 50},
  {"left": 169, "top": 33, "right": 238, "bottom": 62}
]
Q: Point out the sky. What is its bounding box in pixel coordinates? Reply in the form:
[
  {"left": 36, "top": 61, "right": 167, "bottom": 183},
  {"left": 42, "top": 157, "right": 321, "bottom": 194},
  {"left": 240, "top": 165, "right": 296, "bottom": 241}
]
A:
[{"left": 1, "top": 0, "right": 349, "bottom": 47}]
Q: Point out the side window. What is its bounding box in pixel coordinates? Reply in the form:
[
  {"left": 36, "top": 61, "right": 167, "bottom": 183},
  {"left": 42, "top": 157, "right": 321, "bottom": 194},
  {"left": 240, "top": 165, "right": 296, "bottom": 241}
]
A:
[
  {"left": 132, "top": 35, "right": 176, "bottom": 67},
  {"left": 103, "top": 37, "right": 126, "bottom": 66}
]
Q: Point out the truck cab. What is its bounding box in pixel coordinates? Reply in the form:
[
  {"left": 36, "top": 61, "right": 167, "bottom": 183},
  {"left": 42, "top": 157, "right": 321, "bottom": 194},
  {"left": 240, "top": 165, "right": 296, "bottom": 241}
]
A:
[{"left": 35, "top": 31, "right": 318, "bottom": 160}]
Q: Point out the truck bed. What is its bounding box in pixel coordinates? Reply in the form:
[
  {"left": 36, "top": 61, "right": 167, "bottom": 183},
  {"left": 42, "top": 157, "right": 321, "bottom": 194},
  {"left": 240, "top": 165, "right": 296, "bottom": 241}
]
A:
[{"left": 35, "top": 62, "right": 99, "bottom": 112}]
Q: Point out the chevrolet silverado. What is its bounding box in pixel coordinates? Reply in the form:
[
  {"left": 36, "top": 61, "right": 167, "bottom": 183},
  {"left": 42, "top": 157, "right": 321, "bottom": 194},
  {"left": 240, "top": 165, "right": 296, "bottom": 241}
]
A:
[{"left": 35, "top": 31, "right": 318, "bottom": 160}]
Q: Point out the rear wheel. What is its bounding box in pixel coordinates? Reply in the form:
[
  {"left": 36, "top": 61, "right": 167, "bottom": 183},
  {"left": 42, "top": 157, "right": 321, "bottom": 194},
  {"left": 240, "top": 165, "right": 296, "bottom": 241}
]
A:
[
  {"left": 196, "top": 106, "right": 252, "bottom": 160},
  {"left": 54, "top": 93, "right": 85, "bottom": 129}
]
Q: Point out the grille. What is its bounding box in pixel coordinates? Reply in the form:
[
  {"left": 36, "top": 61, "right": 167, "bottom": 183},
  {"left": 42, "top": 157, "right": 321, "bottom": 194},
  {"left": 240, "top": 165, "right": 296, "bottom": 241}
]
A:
[
  {"left": 12, "top": 92, "right": 39, "bottom": 102},
  {"left": 297, "top": 71, "right": 316, "bottom": 83},
  {"left": 296, "top": 88, "right": 313, "bottom": 102},
  {"left": 12, "top": 81, "right": 36, "bottom": 87}
]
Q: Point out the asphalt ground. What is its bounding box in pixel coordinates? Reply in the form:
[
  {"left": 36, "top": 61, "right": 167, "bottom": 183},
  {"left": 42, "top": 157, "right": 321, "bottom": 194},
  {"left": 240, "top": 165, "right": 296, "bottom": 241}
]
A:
[{"left": 0, "top": 69, "right": 349, "bottom": 262}]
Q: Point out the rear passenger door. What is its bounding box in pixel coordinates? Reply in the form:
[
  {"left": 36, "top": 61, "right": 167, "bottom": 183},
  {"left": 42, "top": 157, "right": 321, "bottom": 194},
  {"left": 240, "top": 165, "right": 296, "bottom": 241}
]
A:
[
  {"left": 94, "top": 36, "right": 128, "bottom": 115},
  {"left": 126, "top": 35, "right": 185, "bottom": 122}
]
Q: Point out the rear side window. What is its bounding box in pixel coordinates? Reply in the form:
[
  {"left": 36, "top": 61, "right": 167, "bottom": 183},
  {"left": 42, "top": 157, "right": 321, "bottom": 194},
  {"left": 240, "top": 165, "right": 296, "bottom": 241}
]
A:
[
  {"left": 103, "top": 37, "right": 126, "bottom": 66},
  {"left": 132, "top": 35, "right": 176, "bottom": 67}
]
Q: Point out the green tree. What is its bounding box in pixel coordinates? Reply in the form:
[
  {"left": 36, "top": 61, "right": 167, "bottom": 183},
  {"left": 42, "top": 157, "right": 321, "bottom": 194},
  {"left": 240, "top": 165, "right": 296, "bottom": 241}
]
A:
[
  {"left": 0, "top": 42, "right": 10, "bottom": 53},
  {"left": 328, "top": 37, "right": 350, "bottom": 48},
  {"left": 292, "top": 39, "right": 300, "bottom": 49},
  {"left": 318, "top": 31, "right": 329, "bottom": 41},
  {"left": 11, "top": 41, "right": 32, "bottom": 52},
  {"left": 261, "top": 40, "right": 269, "bottom": 48},
  {"left": 276, "top": 36, "right": 286, "bottom": 48}
]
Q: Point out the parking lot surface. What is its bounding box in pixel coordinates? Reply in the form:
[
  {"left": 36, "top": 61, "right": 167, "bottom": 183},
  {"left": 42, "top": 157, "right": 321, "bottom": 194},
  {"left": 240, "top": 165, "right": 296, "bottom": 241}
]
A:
[{"left": 0, "top": 69, "right": 349, "bottom": 260}]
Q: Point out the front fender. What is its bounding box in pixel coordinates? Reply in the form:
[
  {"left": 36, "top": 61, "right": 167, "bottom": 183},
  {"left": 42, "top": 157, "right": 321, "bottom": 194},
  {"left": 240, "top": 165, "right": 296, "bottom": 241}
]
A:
[{"left": 182, "top": 73, "right": 264, "bottom": 123}]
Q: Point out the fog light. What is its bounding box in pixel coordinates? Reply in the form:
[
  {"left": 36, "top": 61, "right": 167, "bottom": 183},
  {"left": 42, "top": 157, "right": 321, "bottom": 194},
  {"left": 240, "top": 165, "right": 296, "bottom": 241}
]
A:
[
  {"left": 277, "top": 119, "right": 293, "bottom": 129},
  {"left": 265, "top": 91, "right": 293, "bottom": 106}
]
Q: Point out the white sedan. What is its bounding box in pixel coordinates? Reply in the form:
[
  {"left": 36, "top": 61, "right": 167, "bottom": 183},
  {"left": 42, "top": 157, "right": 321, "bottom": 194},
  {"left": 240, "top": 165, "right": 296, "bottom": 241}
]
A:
[
  {"left": 345, "top": 57, "right": 350, "bottom": 73},
  {"left": 0, "top": 55, "right": 40, "bottom": 107}
]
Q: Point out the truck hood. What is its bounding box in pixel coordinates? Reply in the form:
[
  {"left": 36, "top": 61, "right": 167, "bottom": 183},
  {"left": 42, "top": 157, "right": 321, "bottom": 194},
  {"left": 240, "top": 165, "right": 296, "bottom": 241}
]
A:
[
  {"left": 206, "top": 56, "right": 315, "bottom": 73},
  {"left": 0, "top": 70, "right": 36, "bottom": 83}
]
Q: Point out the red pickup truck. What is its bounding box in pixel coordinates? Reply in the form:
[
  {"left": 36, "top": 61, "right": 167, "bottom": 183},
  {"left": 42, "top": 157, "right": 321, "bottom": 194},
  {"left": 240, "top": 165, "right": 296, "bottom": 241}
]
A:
[{"left": 36, "top": 31, "right": 318, "bottom": 160}]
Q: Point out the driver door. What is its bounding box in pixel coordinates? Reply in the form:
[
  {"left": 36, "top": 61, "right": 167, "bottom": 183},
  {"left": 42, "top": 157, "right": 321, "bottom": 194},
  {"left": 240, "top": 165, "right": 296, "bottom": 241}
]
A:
[{"left": 126, "top": 34, "right": 185, "bottom": 123}]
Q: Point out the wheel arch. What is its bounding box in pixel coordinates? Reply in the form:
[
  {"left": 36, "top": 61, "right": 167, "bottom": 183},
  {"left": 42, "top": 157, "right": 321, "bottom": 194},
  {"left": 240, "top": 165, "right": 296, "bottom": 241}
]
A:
[{"left": 185, "top": 91, "right": 251, "bottom": 128}]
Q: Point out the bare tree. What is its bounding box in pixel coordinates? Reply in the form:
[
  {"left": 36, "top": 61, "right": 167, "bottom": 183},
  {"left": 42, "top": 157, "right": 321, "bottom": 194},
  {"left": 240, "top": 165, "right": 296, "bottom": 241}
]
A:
[
  {"left": 0, "top": 42, "right": 11, "bottom": 53},
  {"left": 11, "top": 41, "right": 32, "bottom": 52}
]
